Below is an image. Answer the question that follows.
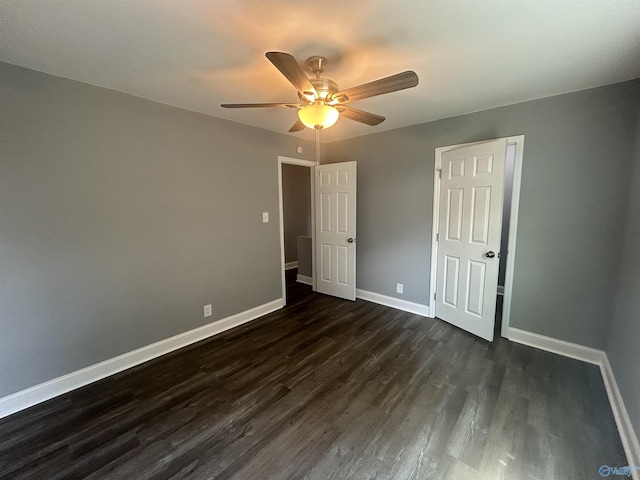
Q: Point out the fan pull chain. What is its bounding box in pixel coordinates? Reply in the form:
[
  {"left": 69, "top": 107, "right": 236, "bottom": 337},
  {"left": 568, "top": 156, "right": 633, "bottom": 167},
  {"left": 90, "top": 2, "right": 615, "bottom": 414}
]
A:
[{"left": 315, "top": 129, "right": 321, "bottom": 165}]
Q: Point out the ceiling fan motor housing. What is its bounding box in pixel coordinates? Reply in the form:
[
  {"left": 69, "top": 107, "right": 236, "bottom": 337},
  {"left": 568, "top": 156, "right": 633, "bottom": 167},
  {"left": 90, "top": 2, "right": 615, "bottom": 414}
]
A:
[{"left": 299, "top": 77, "right": 339, "bottom": 102}]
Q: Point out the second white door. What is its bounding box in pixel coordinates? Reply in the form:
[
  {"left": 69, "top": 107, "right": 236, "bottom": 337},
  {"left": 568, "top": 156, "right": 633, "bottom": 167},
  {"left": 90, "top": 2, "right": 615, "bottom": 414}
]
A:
[
  {"left": 315, "top": 162, "right": 357, "bottom": 301},
  {"left": 435, "top": 139, "right": 506, "bottom": 341}
]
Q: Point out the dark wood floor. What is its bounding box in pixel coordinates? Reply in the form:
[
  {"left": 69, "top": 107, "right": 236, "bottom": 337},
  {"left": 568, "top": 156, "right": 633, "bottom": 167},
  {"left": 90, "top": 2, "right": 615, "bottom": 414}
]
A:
[{"left": 0, "top": 273, "right": 626, "bottom": 479}]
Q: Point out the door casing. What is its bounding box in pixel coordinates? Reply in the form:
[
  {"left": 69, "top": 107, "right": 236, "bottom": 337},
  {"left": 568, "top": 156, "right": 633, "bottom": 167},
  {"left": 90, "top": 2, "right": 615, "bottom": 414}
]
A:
[{"left": 429, "top": 135, "right": 525, "bottom": 338}]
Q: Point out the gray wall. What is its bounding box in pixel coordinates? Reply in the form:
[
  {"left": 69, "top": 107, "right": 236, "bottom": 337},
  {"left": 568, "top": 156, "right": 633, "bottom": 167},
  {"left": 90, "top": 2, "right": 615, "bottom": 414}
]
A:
[
  {"left": 2, "top": 57, "right": 638, "bottom": 418},
  {"left": 297, "top": 236, "right": 312, "bottom": 278},
  {"left": 325, "top": 79, "right": 640, "bottom": 349},
  {"left": 0, "top": 62, "right": 315, "bottom": 397},
  {"left": 606, "top": 110, "right": 640, "bottom": 439},
  {"left": 282, "top": 164, "right": 311, "bottom": 264}
]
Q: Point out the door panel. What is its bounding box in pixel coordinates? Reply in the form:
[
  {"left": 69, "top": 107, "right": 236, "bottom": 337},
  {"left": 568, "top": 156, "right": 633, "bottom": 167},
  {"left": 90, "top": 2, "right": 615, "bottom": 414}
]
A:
[
  {"left": 466, "top": 260, "right": 486, "bottom": 316},
  {"left": 337, "top": 192, "right": 349, "bottom": 233},
  {"left": 315, "top": 162, "right": 357, "bottom": 300},
  {"left": 320, "top": 194, "right": 331, "bottom": 232},
  {"left": 444, "top": 256, "right": 460, "bottom": 306},
  {"left": 436, "top": 139, "right": 506, "bottom": 341},
  {"left": 320, "top": 244, "right": 332, "bottom": 282},
  {"left": 337, "top": 245, "right": 349, "bottom": 285},
  {"left": 471, "top": 186, "right": 491, "bottom": 244},
  {"left": 447, "top": 188, "right": 464, "bottom": 241}
]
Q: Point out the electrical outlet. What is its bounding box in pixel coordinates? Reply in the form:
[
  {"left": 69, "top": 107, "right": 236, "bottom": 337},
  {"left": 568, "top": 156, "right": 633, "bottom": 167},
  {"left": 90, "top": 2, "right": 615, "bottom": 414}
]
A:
[
  {"left": 204, "top": 304, "right": 212, "bottom": 317},
  {"left": 262, "top": 212, "right": 269, "bottom": 223},
  {"left": 396, "top": 283, "right": 404, "bottom": 294}
]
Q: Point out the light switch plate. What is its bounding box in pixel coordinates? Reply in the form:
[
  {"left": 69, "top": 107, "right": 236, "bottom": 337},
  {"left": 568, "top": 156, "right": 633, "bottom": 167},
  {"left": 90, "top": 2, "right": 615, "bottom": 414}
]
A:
[{"left": 262, "top": 212, "right": 269, "bottom": 223}]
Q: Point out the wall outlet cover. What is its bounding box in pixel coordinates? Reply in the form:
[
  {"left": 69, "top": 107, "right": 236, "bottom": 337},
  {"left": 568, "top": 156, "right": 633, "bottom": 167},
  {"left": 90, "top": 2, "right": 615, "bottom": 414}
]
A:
[
  {"left": 204, "top": 304, "right": 212, "bottom": 317},
  {"left": 397, "top": 283, "right": 404, "bottom": 294}
]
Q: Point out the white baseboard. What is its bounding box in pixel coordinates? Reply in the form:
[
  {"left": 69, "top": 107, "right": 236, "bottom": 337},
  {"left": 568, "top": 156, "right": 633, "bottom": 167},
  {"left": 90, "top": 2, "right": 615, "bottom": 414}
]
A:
[
  {"left": 285, "top": 261, "right": 298, "bottom": 270},
  {"left": 356, "top": 289, "right": 431, "bottom": 317},
  {"left": 507, "top": 327, "right": 640, "bottom": 477},
  {"left": 296, "top": 274, "right": 313, "bottom": 286},
  {"left": 0, "top": 298, "right": 284, "bottom": 420},
  {"left": 600, "top": 356, "right": 640, "bottom": 479},
  {"left": 507, "top": 327, "right": 605, "bottom": 365}
]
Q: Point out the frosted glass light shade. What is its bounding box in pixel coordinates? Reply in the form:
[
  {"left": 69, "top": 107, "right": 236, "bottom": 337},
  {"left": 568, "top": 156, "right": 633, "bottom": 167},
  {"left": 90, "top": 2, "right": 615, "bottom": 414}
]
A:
[{"left": 298, "top": 103, "right": 339, "bottom": 129}]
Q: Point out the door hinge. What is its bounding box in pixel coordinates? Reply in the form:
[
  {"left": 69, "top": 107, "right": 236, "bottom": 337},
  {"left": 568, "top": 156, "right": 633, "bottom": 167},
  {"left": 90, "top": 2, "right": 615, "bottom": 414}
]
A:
[
  {"left": 436, "top": 233, "right": 439, "bottom": 242},
  {"left": 434, "top": 292, "right": 436, "bottom": 301},
  {"left": 437, "top": 169, "right": 442, "bottom": 179}
]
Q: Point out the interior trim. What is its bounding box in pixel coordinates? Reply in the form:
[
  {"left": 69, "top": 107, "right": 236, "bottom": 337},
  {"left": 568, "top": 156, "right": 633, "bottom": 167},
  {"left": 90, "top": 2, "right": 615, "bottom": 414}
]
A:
[
  {"left": 508, "top": 326, "right": 640, "bottom": 477},
  {"left": 507, "top": 327, "right": 604, "bottom": 364},
  {"left": 600, "top": 355, "right": 640, "bottom": 479},
  {"left": 356, "top": 289, "right": 431, "bottom": 317},
  {"left": 0, "top": 298, "right": 284, "bottom": 420}
]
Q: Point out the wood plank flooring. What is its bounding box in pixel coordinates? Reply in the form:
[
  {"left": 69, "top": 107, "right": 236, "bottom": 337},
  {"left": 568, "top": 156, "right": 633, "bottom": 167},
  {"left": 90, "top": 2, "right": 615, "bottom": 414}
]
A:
[{"left": 0, "top": 277, "right": 626, "bottom": 479}]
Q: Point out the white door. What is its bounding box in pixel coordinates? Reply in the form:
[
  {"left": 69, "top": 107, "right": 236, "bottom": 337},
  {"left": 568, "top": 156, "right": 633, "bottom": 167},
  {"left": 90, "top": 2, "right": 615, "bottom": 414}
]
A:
[
  {"left": 435, "top": 139, "right": 506, "bottom": 341},
  {"left": 315, "top": 162, "right": 357, "bottom": 300}
]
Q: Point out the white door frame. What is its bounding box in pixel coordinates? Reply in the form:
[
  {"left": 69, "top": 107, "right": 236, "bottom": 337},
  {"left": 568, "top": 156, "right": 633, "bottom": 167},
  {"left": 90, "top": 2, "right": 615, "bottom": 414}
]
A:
[
  {"left": 428, "top": 135, "right": 524, "bottom": 338},
  {"left": 278, "top": 156, "right": 317, "bottom": 302}
]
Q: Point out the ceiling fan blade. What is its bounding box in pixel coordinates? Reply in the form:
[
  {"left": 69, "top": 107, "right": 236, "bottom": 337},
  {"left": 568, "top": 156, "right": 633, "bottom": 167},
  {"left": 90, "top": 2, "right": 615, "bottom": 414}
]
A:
[
  {"left": 331, "top": 71, "right": 419, "bottom": 104},
  {"left": 289, "top": 119, "right": 306, "bottom": 132},
  {"left": 337, "top": 106, "right": 385, "bottom": 126},
  {"left": 221, "top": 103, "right": 300, "bottom": 108},
  {"left": 265, "top": 52, "right": 317, "bottom": 99}
]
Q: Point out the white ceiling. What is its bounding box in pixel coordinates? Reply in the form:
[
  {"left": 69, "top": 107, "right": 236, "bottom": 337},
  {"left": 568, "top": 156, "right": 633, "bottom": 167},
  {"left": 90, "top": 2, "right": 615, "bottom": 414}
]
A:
[{"left": 1, "top": 0, "right": 639, "bottom": 142}]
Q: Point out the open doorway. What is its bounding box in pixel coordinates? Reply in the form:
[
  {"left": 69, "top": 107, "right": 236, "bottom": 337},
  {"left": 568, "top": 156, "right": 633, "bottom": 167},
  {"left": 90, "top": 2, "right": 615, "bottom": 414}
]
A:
[
  {"left": 497, "top": 142, "right": 517, "bottom": 296},
  {"left": 283, "top": 164, "right": 312, "bottom": 283},
  {"left": 494, "top": 142, "right": 517, "bottom": 336},
  {"left": 278, "top": 156, "right": 316, "bottom": 305}
]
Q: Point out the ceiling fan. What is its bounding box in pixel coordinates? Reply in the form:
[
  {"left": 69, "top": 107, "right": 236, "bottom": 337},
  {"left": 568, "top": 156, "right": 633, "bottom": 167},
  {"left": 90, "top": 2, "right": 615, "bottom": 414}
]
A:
[{"left": 221, "top": 52, "right": 419, "bottom": 132}]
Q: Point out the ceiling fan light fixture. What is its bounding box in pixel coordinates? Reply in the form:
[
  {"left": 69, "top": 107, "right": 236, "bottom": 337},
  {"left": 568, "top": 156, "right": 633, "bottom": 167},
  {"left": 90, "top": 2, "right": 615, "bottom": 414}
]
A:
[
  {"left": 221, "top": 52, "right": 418, "bottom": 132},
  {"left": 298, "top": 103, "right": 339, "bottom": 130}
]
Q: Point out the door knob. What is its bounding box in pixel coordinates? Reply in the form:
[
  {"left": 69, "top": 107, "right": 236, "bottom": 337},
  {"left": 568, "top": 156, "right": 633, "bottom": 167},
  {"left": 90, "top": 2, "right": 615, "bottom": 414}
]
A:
[
  {"left": 347, "top": 238, "right": 355, "bottom": 243},
  {"left": 486, "top": 251, "right": 495, "bottom": 258}
]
